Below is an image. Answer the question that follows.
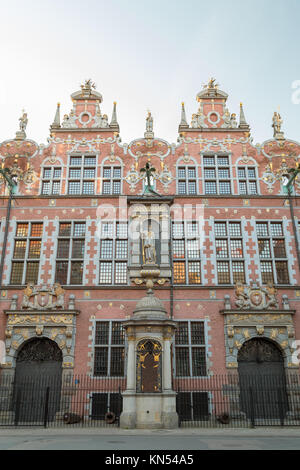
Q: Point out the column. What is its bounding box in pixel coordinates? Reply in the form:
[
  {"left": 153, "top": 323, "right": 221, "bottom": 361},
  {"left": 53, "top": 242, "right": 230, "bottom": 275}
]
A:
[{"left": 163, "top": 338, "right": 172, "bottom": 391}]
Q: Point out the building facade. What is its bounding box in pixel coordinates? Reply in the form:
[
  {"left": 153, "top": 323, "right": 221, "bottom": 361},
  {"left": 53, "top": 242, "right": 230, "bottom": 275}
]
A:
[{"left": 0, "top": 78, "right": 300, "bottom": 424}]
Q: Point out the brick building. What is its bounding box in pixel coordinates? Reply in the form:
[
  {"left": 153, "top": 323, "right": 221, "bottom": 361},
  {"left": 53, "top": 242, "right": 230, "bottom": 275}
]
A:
[{"left": 0, "top": 78, "right": 300, "bottom": 424}]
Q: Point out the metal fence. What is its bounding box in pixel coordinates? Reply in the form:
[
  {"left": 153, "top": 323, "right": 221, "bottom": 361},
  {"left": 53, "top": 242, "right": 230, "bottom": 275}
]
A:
[
  {"left": 0, "top": 373, "right": 125, "bottom": 428},
  {"left": 173, "top": 373, "right": 300, "bottom": 427},
  {"left": 1, "top": 372, "right": 300, "bottom": 427}
]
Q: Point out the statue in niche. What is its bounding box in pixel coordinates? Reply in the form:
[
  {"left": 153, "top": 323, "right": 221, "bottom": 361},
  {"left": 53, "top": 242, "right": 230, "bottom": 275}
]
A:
[{"left": 142, "top": 228, "right": 156, "bottom": 264}]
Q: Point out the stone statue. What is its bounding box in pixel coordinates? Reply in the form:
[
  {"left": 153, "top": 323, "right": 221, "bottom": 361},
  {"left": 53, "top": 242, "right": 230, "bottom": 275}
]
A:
[
  {"left": 101, "top": 114, "right": 109, "bottom": 127},
  {"left": 146, "top": 111, "right": 153, "bottom": 133},
  {"left": 142, "top": 229, "right": 156, "bottom": 264},
  {"left": 19, "top": 111, "right": 28, "bottom": 132},
  {"left": 230, "top": 113, "right": 238, "bottom": 128},
  {"left": 191, "top": 114, "right": 198, "bottom": 128},
  {"left": 272, "top": 111, "right": 283, "bottom": 137},
  {"left": 81, "top": 79, "right": 96, "bottom": 93},
  {"left": 93, "top": 111, "right": 109, "bottom": 128},
  {"left": 222, "top": 109, "right": 231, "bottom": 128},
  {"left": 204, "top": 78, "right": 219, "bottom": 89},
  {"left": 62, "top": 110, "right": 77, "bottom": 128}
]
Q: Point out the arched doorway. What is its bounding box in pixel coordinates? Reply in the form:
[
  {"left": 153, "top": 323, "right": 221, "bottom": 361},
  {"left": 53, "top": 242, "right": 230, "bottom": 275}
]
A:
[
  {"left": 238, "top": 338, "right": 288, "bottom": 421},
  {"left": 13, "top": 338, "right": 63, "bottom": 423}
]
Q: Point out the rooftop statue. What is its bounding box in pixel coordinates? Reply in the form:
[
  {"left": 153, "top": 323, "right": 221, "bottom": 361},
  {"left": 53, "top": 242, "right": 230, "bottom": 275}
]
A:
[
  {"left": 19, "top": 110, "right": 28, "bottom": 132},
  {"left": 81, "top": 79, "right": 96, "bottom": 91},
  {"left": 203, "top": 77, "right": 219, "bottom": 89},
  {"left": 146, "top": 111, "right": 153, "bottom": 133},
  {"left": 272, "top": 111, "right": 283, "bottom": 137}
]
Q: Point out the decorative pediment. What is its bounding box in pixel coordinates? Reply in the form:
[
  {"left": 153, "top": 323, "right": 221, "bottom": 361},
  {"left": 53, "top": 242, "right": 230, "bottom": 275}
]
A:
[{"left": 21, "top": 283, "right": 65, "bottom": 310}]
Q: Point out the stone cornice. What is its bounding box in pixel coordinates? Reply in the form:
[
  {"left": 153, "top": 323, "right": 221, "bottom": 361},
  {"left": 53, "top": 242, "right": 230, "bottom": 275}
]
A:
[{"left": 220, "top": 309, "right": 295, "bottom": 315}]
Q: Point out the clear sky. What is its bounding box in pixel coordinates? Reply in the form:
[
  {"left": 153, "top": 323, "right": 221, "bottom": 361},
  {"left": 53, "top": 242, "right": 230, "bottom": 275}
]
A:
[{"left": 0, "top": 0, "right": 299, "bottom": 146}]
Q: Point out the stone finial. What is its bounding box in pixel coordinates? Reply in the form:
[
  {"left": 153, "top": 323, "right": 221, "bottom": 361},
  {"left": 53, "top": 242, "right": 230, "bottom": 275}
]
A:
[
  {"left": 10, "top": 294, "right": 18, "bottom": 310},
  {"left": 282, "top": 294, "right": 290, "bottom": 310},
  {"left": 239, "top": 103, "right": 249, "bottom": 130},
  {"left": 51, "top": 103, "right": 61, "bottom": 129},
  {"left": 110, "top": 101, "right": 119, "bottom": 128},
  {"left": 179, "top": 102, "right": 188, "bottom": 128},
  {"left": 68, "top": 294, "right": 75, "bottom": 310},
  {"left": 224, "top": 295, "right": 231, "bottom": 310}
]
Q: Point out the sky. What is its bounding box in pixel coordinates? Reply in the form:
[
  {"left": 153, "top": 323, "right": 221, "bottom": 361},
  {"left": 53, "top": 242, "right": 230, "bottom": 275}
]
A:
[{"left": 0, "top": 0, "right": 299, "bottom": 146}]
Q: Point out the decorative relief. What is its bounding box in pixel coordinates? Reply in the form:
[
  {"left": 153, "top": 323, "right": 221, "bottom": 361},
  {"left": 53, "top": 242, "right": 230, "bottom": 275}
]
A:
[
  {"left": 235, "top": 282, "right": 278, "bottom": 310},
  {"left": 223, "top": 309, "right": 296, "bottom": 369},
  {"left": 22, "top": 284, "right": 65, "bottom": 310},
  {"left": 7, "top": 315, "right": 73, "bottom": 325}
]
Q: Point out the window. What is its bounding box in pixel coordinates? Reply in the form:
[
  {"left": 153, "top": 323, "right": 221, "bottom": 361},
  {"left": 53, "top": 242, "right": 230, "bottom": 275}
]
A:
[
  {"left": 215, "top": 221, "right": 245, "bottom": 284},
  {"left": 90, "top": 393, "right": 122, "bottom": 419},
  {"left": 94, "top": 321, "right": 125, "bottom": 377},
  {"left": 256, "top": 222, "right": 289, "bottom": 284},
  {"left": 174, "top": 321, "right": 207, "bottom": 377},
  {"left": 238, "top": 166, "right": 258, "bottom": 195},
  {"left": 172, "top": 222, "right": 201, "bottom": 284},
  {"left": 176, "top": 392, "right": 209, "bottom": 421},
  {"left": 102, "top": 166, "right": 121, "bottom": 195},
  {"left": 10, "top": 222, "right": 43, "bottom": 285},
  {"left": 55, "top": 222, "right": 86, "bottom": 285},
  {"left": 67, "top": 155, "right": 96, "bottom": 195},
  {"left": 41, "top": 167, "right": 62, "bottom": 195},
  {"left": 203, "top": 155, "right": 231, "bottom": 195},
  {"left": 99, "top": 222, "right": 128, "bottom": 285},
  {"left": 177, "top": 166, "right": 197, "bottom": 195}
]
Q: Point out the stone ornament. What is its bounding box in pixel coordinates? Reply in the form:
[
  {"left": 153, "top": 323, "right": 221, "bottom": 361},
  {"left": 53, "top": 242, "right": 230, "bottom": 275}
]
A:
[
  {"left": 235, "top": 282, "right": 278, "bottom": 310},
  {"left": 21, "top": 283, "right": 65, "bottom": 310}
]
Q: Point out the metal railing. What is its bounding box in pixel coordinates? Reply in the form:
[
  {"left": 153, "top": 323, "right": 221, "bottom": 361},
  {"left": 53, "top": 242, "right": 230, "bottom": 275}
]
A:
[
  {"left": 173, "top": 373, "right": 300, "bottom": 427},
  {"left": 0, "top": 373, "right": 125, "bottom": 427},
  {"left": 0, "top": 372, "right": 300, "bottom": 427}
]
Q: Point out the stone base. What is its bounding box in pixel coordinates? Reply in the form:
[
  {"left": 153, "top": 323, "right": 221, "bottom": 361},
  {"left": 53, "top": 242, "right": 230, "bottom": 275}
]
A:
[
  {"left": 161, "top": 411, "right": 179, "bottom": 429},
  {"left": 119, "top": 412, "right": 137, "bottom": 429},
  {"left": 120, "top": 391, "right": 178, "bottom": 429},
  {"left": 15, "top": 131, "right": 26, "bottom": 141}
]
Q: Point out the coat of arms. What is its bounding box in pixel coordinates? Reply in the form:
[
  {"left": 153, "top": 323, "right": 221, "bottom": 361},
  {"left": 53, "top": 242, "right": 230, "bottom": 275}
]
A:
[
  {"left": 235, "top": 282, "right": 278, "bottom": 310},
  {"left": 21, "top": 284, "right": 65, "bottom": 310}
]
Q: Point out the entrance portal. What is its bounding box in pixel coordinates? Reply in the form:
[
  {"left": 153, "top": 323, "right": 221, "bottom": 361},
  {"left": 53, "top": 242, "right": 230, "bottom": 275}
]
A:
[
  {"left": 238, "top": 338, "right": 288, "bottom": 420},
  {"left": 14, "top": 338, "right": 62, "bottom": 423}
]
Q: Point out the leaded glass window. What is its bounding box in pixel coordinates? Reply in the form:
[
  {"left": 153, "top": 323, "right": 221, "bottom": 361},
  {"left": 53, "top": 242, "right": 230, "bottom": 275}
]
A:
[
  {"left": 94, "top": 321, "right": 125, "bottom": 377},
  {"left": 10, "top": 222, "right": 43, "bottom": 285},
  {"left": 55, "top": 221, "right": 86, "bottom": 285}
]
